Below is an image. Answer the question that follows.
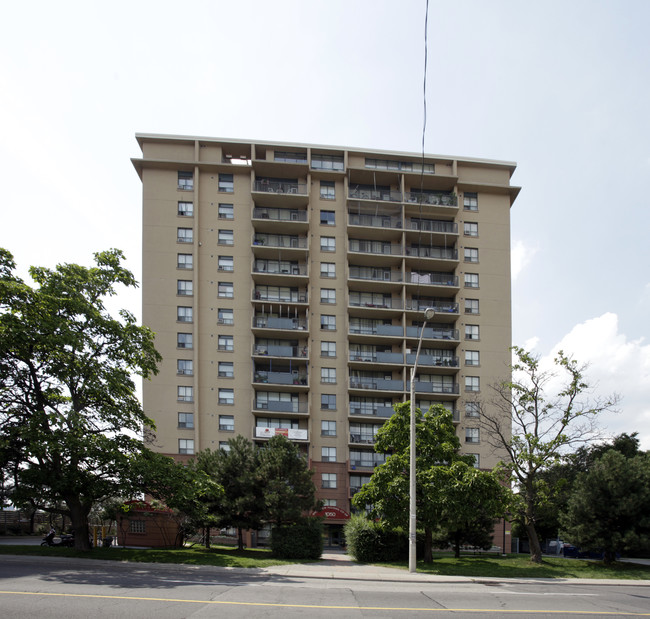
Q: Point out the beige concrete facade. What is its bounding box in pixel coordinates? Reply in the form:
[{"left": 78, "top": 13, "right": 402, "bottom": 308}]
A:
[{"left": 133, "top": 134, "right": 519, "bottom": 516}]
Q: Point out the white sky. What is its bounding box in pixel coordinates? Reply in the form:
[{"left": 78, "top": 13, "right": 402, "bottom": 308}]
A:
[{"left": 2, "top": 0, "right": 648, "bottom": 448}]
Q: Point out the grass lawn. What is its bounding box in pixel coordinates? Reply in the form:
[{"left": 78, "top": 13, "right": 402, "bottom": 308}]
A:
[
  {"left": 0, "top": 544, "right": 307, "bottom": 568},
  {"left": 377, "top": 553, "right": 650, "bottom": 580}
]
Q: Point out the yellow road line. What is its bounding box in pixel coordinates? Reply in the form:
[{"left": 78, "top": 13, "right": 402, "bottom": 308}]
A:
[{"left": 0, "top": 591, "right": 649, "bottom": 615}]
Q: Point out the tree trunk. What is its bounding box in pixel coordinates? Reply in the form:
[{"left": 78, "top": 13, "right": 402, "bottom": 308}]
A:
[
  {"left": 204, "top": 526, "right": 211, "bottom": 549},
  {"left": 66, "top": 497, "right": 92, "bottom": 551},
  {"left": 237, "top": 527, "right": 245, "bottom": 551},
  {"left": 454, "top": 533, "right": 461, "bottom": 559},
  {"left": 603, "top": 549, "right": 616, "bottom": 565},
  {"left": 524, "top": 485, "right": 542, "bottom": 564},
  {"left": 423, "top": 527, "right": 433, "bottom": 563}
]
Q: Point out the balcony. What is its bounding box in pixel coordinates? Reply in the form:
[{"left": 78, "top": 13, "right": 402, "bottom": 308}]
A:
[
  {"left": 404, "top": 191, "right": 457, "bottom": 206},
  {"left": 406, "top": 299, "right": 458, "bottom": 314},
  {"left": 349, "top": 351, "right": 404, "bottom": 364},
  {"left": 348, "top": 212, "right": 402, "bottom": 230},
  {"left": 253, "top": 344, "right": 308, "bottom": 359},
  {"left": 407, "top": 380, "right": 460, "bottom": 395},
  {"left": 407, "top": 218, "right": 457, "bottom": 234},
  {"left": 405, "top": 326, "right": 459, "bottom": 342},
  {"left": 253, "top": 180, "right": 307, "bottom": 195},
  {"left": 348, "top": 267, "right": 403, "bottom": 284},
  {"left": 348, "top": 187, "right": 402, "bottom": 202},
  {"left": 254, "top": 427, "right": 308, "bottom": 441},
  {"left": 252, "top": 316, "right": 308, "bottom": 332},
  {"left": 348, "top": 240, "right": 403, "bottom": 256},
  {"left": 349, "top": 433, "right": 377, "bottom": 445},
  {"left": 252, "top": 234, "right": 308, "bottom": 255},
  {"left": 349, "top": 405, "right": 395, "bottom": 419},
  {"left": 405, "top": 354, "right": 459, "bottom": 368},
  {"left": 253, "top": 370, "right": 308, "bottom": 387},
  {"left": 405, "top": 246, "right": 458, "bottom": 260},
  {"left": 254, "top": 400, "right": 308, "bottom": 414},
  {"left": 349, "top": 297, "right": 403, "bottom": 310},
  {"left": 349, "top": 377, "right": 404, "bottom": 391},
  {"left": 407, "top": 272, "right": 459, "bottom": 288},
  {"left": 252, "top": 262, "right": 307, "bottom": 285},
  {"left": 252, "top": 289, "right": 308, "bottom": 304},
  {"left": 349, "top": 323, "right": 404, "bottom": 337}
]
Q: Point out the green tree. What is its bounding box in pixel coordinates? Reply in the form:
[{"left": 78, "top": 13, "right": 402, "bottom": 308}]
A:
[
  {"left": 0, "top": 249, "right": 161, "bottom": 550},
  {"left": 478, "top": 347, "right": 619, "bottom": 563},
  {"left": 353, "top": 403, "right": 474, "bottom": 563},
  {"left": 561, "top": 450, "right": 650, "bottom": 564},
  {"left": 257, "top": 435, "right": 320, "bottom": 527}
]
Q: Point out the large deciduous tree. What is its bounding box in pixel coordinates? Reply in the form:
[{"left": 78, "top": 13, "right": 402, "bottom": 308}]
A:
[
  {"left": 0, "top": 248, "right": 161, "bottom": 549},
  {"left": 478, "top": 346, "right": 619, "bottom": 563}
]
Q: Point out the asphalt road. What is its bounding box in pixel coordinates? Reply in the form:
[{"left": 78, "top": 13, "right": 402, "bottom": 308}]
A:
[{"left": 1, "top": 555, "right": 650, "bottom": 618}]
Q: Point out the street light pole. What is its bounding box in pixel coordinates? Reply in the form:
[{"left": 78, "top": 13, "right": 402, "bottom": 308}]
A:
[{"left": 409, "top": 307, "right": 436, "bottom": 573}]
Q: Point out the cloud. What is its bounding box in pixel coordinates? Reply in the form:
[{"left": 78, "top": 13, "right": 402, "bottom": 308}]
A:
[
  {"left": 511, "top": 240, "right": 538, "bottom": 281},
  {"left": 532, "top": 313, "right": 650, "bottom": 450}
]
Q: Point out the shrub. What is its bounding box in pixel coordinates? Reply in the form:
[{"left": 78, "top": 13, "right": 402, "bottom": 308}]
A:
[
  {"left": 270, "top": 518, "right": 323, "bottom": 560},
  {"left": 344, "top": 516, "right": 408, "bottom": 562}
]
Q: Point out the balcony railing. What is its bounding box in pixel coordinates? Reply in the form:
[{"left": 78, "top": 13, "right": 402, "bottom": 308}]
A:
[
  {"left": 405, "top": 354, "right": 459, "bottom": 367},
  {"left": 405, "top": 192, "right": 457, "bottom": 206},
  {"left": 348, "top": 188, "right": 402, "bottom": 202},
  {"left": 405, "top": 247, "right": 458, "bottom": 260},
  {"left": 349, "top": 324, "right": 403, "bottom": 337},
  {"left": 254, "top": 400, "right": 308, "bottom": 414},
  {"left": 406, "top": 326, "right": 459, "bottom": 340},
  {"left": 254, "top": 345, "right": 308, "bottom": 358},
  {"left": 348, "top": 241, "right": 403, "bottom": 256},
  {"left": 349, "top": 433, "right": 377, "bottom": 445},
  {"left": 407, "top": 381, "right": 460, "bottom": 394},
  {"left": 254, "top": 371, "right": 308, "bottom": 386},
  {"left": 252, "top": 316, "right": 308, "bottom": 331},
  {"left": 408, "top": 272, "right": 459, "bottom": 286},
  {"left": 348, "top": 213, "right": 402, "bottom": 229},
  {"left": 253, "top": 235, "right": 307, "bottom": 249},
  {"left": 348, "top": 268, "right": 403, "bottom": 283},
  {"left": 253, "top": 264, "right": 307, "bottom": 276},
  {"left": 253, "top": 290, "right": 308, "bottom": 303},
  {"left": 405, "top": 300, "right": 458, "bottom": 314},
  {"left": 253, "top": 207, "right": 308, "bottom": 222},
  {"left": 349, "top": 377, "right": 404, "bottom": 391},
  {"left": 408, "top": 219, "right": 458, "bottom": 233},
  {"left": 349, "top": 405, "right": 395, "bottom": 418},
  {"left": 349, "top": 352, "right": 404, "bottom": 364},
  {"left": 349, "top": 298, "right": 403, "bottom": 310},
  {"left": 253, "top": 180, "right": 308, "bottom": 195}
]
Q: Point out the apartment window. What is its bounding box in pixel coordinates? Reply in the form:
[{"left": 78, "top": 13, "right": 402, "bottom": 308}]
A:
[
  {"left": 178, "top": 171, "right": 193, "bottom": 191},
  {"left": 177, "top": 332, "right": 193, "bottom": 349},
  {"left": 217, "top": 308, "right": 234, "bottom": 325},
  {"left": 178, "top": 201, "right": 193, "bottom": 216},
  {"left": 463, "top": 192, "right": 478, "bottom": 211},
  {"left": 320, "top": 341, "right": 336, "bottom": 357},
  {"left": 468, "top": 453, "right": 480, "bottom": 468},
  {"left": 178, "top": 412, "right": 194, "bottom": 429},
  {"left": 312, "top": 154, "right": 344, "bottom": 170},
  {"left": 219, "top": 441, "right": 231, "bottom": 451},
  {"left": 320, "top": 315, "right": 336, "bottom": 331},
  {"left": 274, "top": 150, "right": 307, "bottom": 163},
  {"left": 320, "top": 262, "right": 335, "bottom": 278},
  {"left": 218, "top": 361, "right": 234, "bottom": 378},
  {"left": 218, "top": 173, "right": 234, "bottom": 193},
  {"left": 177, "top": 306, "right": 193, "bottom": 322},
  {"left": 465, "top": 376, "right": 480, "bottom": 392},
  {"left": 464, "top": 273, "right": 479, "bottom": 288},
  {"left": 320, "top": 288, "right": 336, "bottom": 304},
  {"left": 465, "top": 325, "right": 480, "bottom": 341},
  {"left": 177, "top": 359, "right": 193, "bottom": 375},
  {"left": 321, "top": 447, "right": 337, "bottom": 462},
  {"left": 321, "top": 473, "right": 337, "bottom": 489},
  {"left": 177, "top": 227, "right": 193, "bottom": 243},
  {"left": 320, "top": 236, "right": 336, "bottom": 252},
  {"left": 464, "top": 299, "right": 479, "bottom": 315},
  {"left": 179, "top": 439, "right": 195, "bottom": 455},
  {"left": 218, "top": 282, "right": 234, "bottom": 298},
  {"left": 320, "top": 180, "right": 335, "bottom": 200},
  {"left": 465, "top": 351, "right": 480, "bottom": 366},
  {"left": 177, "top": 254, "right": 193, "bottom": 270},
  {"left": 218, "top": 335, "right": 234, "bottom": 351},
  {"left": 321, "top": 394, "right": 337, "bottom": 410},
  {"left": 218, "top": 256, "right": 234, "bottom": 272},
  {"left": 465, "top": 402, "right": 480, "bottom": 418},
  {"left": 177, "top": 386, "right": 193, "bottom": 402},
  {"left": 218, "top": 203, "right": 234, "bottom": 220},
  {"left": 219, "top": 414, "right": 235, "bottom": 431},
  {"left": 320, "top": 210, "right": 335, "bottom": 225},
  {"left": 464, "top": 222, "right": 478, "bottom": 237},
  {"left": 323, "top": 499, "right": 337, "bottom": 507},
  {"left": 321, "top": 367, "right": 336, "bottom": 384},
  {"left": 464, "top": 248, "right": 479, "bottom": 263},
  {"left": 177, "top": 280, "right": 193, "bottom": 296},
  {"left": 465, "top": 428, "right": 480, "bottom": 444},
  {"left": 218, "top": 230, "right": 234, "bottom": 245},
  {"left": 218, "top": 388, "right": 234, "bottom": 405},
  {"left": 321, "top": 420, "right": 336, "bottom": 436}
]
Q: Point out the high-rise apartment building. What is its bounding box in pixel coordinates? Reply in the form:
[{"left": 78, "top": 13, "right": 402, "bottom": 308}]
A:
[{"left": 133, "top": 134, "right": 520, "bottom": 547}]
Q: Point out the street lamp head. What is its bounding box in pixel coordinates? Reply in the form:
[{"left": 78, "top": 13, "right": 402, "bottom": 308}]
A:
[{"left": 423, "top": 307, "right": 436, "bottom": 321}]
